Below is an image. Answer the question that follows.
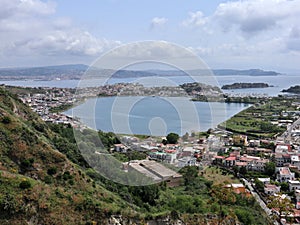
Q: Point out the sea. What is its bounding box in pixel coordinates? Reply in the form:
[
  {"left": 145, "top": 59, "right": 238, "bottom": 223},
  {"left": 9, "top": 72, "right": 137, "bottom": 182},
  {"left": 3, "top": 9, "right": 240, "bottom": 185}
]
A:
[{"left": 1, "top": 73, "right": 299, "bottom": 135}]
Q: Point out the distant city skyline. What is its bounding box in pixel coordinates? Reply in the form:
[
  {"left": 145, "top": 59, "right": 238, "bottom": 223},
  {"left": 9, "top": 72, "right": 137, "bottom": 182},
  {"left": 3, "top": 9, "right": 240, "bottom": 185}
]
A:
[{"left": 1, "top": 0, "right": 300, "bottom": 73}]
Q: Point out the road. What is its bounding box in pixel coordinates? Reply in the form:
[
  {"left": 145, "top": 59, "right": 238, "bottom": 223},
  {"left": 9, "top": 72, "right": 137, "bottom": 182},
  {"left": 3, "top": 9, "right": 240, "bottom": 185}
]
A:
[
  {"left": 280, "top": 117, "right": 300, "bottom": 144},
  {"left": 242, "top": 178, "right": 279, "bottom": 225}
]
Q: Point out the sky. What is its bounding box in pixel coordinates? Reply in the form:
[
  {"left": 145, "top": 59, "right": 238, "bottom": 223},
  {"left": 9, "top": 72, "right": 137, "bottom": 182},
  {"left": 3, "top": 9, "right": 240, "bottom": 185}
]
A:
[{"left": 1, "top": 0, "right": 300, "bottom": 73}]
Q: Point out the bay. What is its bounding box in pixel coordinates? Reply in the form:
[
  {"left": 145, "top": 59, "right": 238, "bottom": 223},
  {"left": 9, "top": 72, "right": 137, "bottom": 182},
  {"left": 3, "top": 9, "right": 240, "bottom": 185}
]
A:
[{"left": 65, "top": 96, "right": 249, "bottom": 136}]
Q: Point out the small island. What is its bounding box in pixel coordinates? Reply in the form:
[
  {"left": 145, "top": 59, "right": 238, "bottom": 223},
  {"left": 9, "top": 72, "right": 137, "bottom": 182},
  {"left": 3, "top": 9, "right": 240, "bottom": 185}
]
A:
[
  {"left": 221, "top": 82, "right": 270, "bottom": 90},
  {"left": 282, "top": 85, "right": 300, "bottom": 94}
]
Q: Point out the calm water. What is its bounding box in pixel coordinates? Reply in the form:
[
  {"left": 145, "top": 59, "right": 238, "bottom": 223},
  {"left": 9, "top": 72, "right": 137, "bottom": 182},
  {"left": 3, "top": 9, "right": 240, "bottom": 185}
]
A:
[{"left": 65, "top": 96, "right": 249, "bottom": 136}]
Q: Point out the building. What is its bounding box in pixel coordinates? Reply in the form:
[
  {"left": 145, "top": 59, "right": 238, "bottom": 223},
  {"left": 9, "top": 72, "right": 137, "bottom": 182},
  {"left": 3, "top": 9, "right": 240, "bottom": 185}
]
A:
[
  {"left": 246, "top": 147, "right": 272, "bottom": 156},
  {"left": 291, "top": 155, "right": 300, "bottom": 170},
  {"left": 177, "top": 157, "right": 197, "bottom": 168},
  {"left": 258, "top": 177, "right": 270, "bottom": 184},
  {"left": 114, "top": 144, "right": 127, "bottom": 153},
  {"left": 276, "top": 167, "right": 295, "bottom": 182},
  {"left": 289, "top": 180, "right": 300, "bottom": 192},
  {"left": 239, "top": 155, "right": 269, "bottom": 172},
  {"left": 264, "top": 184, "right": 280, "bottom": 195},
  {"left": 275, "top": 153, "right": 291, "bottom": 167},
  {"left": 213, "top": 156, "right": 225, "bottom": 166},
  {"left": 275, "top": 144, "right": 291, "bottom": 153},
  {"left": 126, "top": 160, "right": 183, "bottom": 187},
  {"left": 225, "top": 156, "right": 236, "bottom": 167},
  {"left": 249, "top": 140, "right": 260, "bottom": 147},
  {"left": 233, "top": 135, "right": 248, "bottom": 146}
]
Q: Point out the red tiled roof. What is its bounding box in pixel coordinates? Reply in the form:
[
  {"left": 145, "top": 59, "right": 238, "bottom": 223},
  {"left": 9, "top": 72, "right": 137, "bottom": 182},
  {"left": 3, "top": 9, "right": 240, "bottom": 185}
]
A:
[
  {"left": 214, "top": 156, "right": 225, "bottom": 159},
  {"left": 235, "top": 162, "right": 247, "bottom": 166},
  {"left": 225, "top": 157, "right": 236, "bottom": 161}
]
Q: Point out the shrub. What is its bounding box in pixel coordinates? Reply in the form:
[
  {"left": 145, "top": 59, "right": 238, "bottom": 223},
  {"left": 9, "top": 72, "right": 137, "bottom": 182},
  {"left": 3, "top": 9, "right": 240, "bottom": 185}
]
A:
[
  {"left": 19, "top": 180, "right": 32, "bottom": 189},
  {"left": 47, "top": 166, "right": 57, "bottom": 175},
  {"left": 1, "top": 116, "right": 11, "bottom": 124},
  {"left": 44, "top": 175, "right": 53, "bottom": 184}
]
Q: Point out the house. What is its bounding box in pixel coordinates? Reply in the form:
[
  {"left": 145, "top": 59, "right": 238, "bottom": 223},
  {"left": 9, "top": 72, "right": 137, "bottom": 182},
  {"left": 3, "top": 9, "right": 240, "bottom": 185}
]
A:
[
  {"left": 114, "top": 144, "right": 127, "bottom": 153},
  {"left": 275, "top": 153, "right": 291, "bottom": 167},
  {"left": 213, "top": 156, "right": 225, "bottom": 165},
  {"left": 235, "top": 161, "right": 248, "bottom": 169},
  {"left": 177, "top": 157, "right": 197, "bottom": 168},
  {"left": 238, "top": 155, "right": 269, "bottom": 172},
  {"left": 289, "top": 180, "right": 300, "bottom": 192},
  {"left": 264, "top": 184, "right": 280, "bottom": 195},
  {"left": 233, "top": 135, "right": 248, "bottom": 146},
  {"left": 275, "top": 144, "right": 291, "bottom": 153},
  {"left": 246, "top": 147, "right": 272, "bottom": 156},
  {"left": 252, "top": 158, "right": 270, "bottom": 172},
  {"left": 249, "top": 140, "right": 260, "bottom": 147},
  {"left": 230, "top": 150, "right": 241, "bottom": 159},
  {"left": 258, "top": 177, "right": 271, "bottom": 184},
  {"left": 291, "top": 155, "right": 300, "bottom": 170},
  {"left": 276, "top": 167, "right": 295, "bottom": 182},
  {"left": 225, "top": 156, "right": 236, "bottom": 167}
]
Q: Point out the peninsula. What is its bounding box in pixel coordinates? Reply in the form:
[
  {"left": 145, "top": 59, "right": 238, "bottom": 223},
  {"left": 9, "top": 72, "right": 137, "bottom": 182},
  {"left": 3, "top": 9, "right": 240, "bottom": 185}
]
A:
[{"left": 282, "top": 85, "right": 300, "bottom": 94}]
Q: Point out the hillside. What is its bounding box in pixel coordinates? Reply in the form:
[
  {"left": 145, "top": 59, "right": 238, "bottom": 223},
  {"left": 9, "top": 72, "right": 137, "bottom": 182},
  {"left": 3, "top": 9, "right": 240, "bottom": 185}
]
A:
[
  {"left": 0, "top": 87, "right": 136, "bottom": 224},
  {"left": 0, "top": 86, "right": 272, "bottom": 225}
]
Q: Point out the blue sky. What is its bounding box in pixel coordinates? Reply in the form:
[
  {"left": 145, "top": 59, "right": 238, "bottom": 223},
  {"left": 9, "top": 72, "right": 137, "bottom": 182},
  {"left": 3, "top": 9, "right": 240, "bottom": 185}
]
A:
[{"left": 1, "top": 0, "right": 300, "bottom": 73}]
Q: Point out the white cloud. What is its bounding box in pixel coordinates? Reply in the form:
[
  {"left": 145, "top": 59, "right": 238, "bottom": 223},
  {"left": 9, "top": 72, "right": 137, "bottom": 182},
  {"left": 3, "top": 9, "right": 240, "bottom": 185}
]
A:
[
  {"left": 150, "top": 17, "right": 168, "bottom": 29},
  {"left": 0, "top": 0, "right": 120, "bottom": 66},
  {"left": 181, "top": 11, "right": 207, "bottom": 28},
  {"left": 213, "top": 0, "right": 300, "bottom": 35}
]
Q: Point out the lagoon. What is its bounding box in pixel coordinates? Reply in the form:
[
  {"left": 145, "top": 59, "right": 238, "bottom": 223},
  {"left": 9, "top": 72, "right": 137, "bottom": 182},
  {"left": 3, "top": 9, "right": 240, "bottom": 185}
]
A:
[{"left": 64, "top": 96, "right": 250, "bottom": 136}]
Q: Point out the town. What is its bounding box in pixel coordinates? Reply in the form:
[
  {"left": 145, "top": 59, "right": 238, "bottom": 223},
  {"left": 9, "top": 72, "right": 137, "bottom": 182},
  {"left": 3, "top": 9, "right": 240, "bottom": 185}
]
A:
[{"left": 5, "top": 83, "right": 300, "bottom": 224}]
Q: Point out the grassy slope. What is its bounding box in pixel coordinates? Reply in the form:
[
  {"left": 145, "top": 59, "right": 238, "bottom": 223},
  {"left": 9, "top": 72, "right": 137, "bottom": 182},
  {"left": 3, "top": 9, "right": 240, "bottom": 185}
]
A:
[{"left": 0, "top": 87, "right": 136, "bottom": 225}]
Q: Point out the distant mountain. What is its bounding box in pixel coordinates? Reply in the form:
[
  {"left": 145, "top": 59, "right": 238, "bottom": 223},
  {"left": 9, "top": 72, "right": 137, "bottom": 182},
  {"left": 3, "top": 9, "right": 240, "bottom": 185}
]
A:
[
  {"left": 0, "top": 64, "right": 88, "bottom": 76},
  {"left": 149, "top": 69, "right": 280, "bottom": 76},
  {"left": 0, "top": 64, "right": 280, "bottom": 80},
  {"left": 212, "top": 69, "right": 280, "bottom": 76}
]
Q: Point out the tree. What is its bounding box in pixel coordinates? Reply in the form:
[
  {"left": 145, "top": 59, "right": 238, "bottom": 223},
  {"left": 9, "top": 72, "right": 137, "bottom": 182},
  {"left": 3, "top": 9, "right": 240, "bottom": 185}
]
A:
[
  {"left": 268, "top": 195, "right": 294, "bottom": 220},
  {"left": 280, "top": 182, "right": 289, "bottom": 192},
  {"left": 264, "top": 162, "right": 275, "bottom": 176},
  {"left": 254, "top": 179, "right": 264, "bottom": 192},
  {"left": 166, "top": 133, "right": 179, "bottom": 144},
  {"left": 180, "top": 166, "right": 198, "bottom": 186},
  {"left": 239, "top": 166, "right": 247, "bottom": 175}
]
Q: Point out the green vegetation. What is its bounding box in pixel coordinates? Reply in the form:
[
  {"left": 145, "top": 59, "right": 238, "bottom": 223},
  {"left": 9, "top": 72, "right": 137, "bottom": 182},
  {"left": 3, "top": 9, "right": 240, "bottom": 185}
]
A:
[
  {"left": 0, "top": 86, "right": 272, "bottom": 224},
  {"left": 48, "top": 103, "right": 74, "bottom": 113},
  {"left": 165, "top": 132, "right": 180, "bottom": 144},
  {"left": 220, "top": 97, "right": 295, "bottom": 138}
]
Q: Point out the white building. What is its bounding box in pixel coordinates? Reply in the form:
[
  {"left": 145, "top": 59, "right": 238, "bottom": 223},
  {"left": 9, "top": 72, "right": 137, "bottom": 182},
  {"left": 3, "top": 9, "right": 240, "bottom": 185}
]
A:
[
  {"left": 276, "top": 167, "right": 295, "bottom": 182},
  {"left": 289, "top": 180, "right": 300, "bottom": 192}
]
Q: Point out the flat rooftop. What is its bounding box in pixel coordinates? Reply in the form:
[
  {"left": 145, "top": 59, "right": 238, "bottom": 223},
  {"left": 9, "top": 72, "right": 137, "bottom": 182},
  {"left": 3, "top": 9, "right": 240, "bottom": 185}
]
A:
[{"left": 128, "top": 160, "right": 182, "bottom": 181}]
